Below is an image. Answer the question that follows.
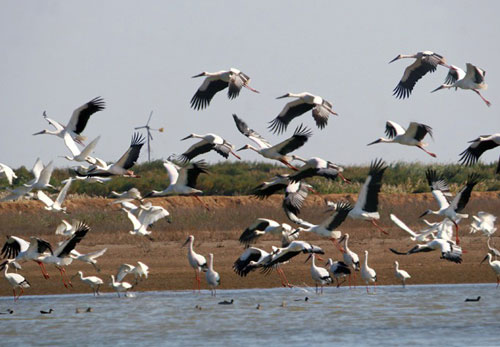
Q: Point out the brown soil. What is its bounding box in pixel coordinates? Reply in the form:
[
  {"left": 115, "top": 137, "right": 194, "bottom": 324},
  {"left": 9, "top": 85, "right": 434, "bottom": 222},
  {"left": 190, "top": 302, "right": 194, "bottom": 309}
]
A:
[{"left": 0, "top": 192, "right": 499, "bottom": 296}]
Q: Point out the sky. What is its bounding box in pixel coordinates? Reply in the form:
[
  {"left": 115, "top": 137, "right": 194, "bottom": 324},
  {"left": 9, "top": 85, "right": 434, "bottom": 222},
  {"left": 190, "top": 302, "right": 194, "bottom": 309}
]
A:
[{"left": 0, "top": 1, "right": 499, "bottom": 170}]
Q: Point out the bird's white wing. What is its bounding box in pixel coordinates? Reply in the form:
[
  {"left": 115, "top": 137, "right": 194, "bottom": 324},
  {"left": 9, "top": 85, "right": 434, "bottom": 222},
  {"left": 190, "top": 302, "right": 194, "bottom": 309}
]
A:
[
  {"left": 79, "top": 136, "right": 101, "bottom": 158},
  {"left": 139, "top": 206, "right": 169, "bottom": 226},
  {"left": 390, "top": 214, "right": 418, "bottom": 237},
  {"left": 133, "top": 261, "right": 149, "bottom": 278},
  {"left": 37, "top": 161, "right": 54, "bottom": 187},
  {"left": 116, "top": 264, "right": 135, "bottom": 282},
  {"left": 44, "top": 116, "right": 65, "bottom": 132},
  {"left": 163, "top": 161, "right": 180, "bottom": 185},
  {"left": 55, "top": 178, "right": 72, "bottom": 207},
  {"left": 385, "top": 121, "right": 406, "bottom": 138},
  {"left": 55, "top": 219, "right": 72, "bottom": 235},
  {"left": 431, "top": 189, "right": 450, "bottom": 210},
  {"left": 121, "top": 201, "right": 139, "bottom": 211},
  {"left": 63, "top": 132, "right": 81, "bottom": 157},
  {"left": 32, "top": 158, "right": 44, "bottom": 181},
  {"left": 37, "top": 190, "right": 54, "bottom": 207},
  {"left": 123, "top": 208, "right": 142, "bottom": 230},
  {"left": 0, "top": 163, "right": 17, "bottom": 185}
]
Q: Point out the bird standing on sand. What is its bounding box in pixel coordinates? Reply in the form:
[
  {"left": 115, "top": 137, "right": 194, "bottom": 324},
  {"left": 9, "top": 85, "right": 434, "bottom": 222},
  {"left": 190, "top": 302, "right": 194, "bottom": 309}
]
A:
[{"left": 182, "top": 235, "right": 208, "bottom": 293}]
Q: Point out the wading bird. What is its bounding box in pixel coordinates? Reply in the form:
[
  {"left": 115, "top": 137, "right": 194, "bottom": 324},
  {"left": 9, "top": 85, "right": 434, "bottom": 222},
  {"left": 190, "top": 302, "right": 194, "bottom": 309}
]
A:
[
  {"left": 109, "top": 275, "right": 132, "bottom": 297},
  {"left": 305, "top": 253, "right": 332, "bottom": 294},
  {"left": 109, "top": 188, "right": 143, "bottom": 204},
  {"left": 70, "top": 248, "right": 107, "bottom": 272},
  {"left": 269, "top": 92, "right": 338, "bottom": 134},
  {"left": 71, "top": 271, "right": 104, "bottom": 296},
  {"left": 37, "top": 178, "right": 72, "bottom": 213},
  {"left": 179, "top": 133, "right": 241, "bottom": 162},
  {"left": 484, "top": 254, "right": 500, "bottom": 287},
  {"left": 339, "top": 233, "right": 360, "bottom": 272},
  {"left": 33, "top": 97, "right": 105, "bottom": 144},
  {"left": 63, "top": 134, "right": 100, "bottom": 164},
  {"left": 261, "top": 241, "right": 325, "bottom": 273},
  {"left": 470, "top": 212, "right": 497, "bottom": 236},
  {"left": 190, "top": 68, "right": 259, "bottom": 110},
  {"left": 121, "top": 202, "right": 170, "bottom": 240},
  {"left": 390, "top": 238, "right": 463, "bottom": 263},
  {"left": 1, "top": 260, "right": 30, "bottom": 301},
  {"left": 233, "top": 114, "right": 311, "bottom": 170},
  {"left": 394, "top": 261, "right": 411, "bottom": 288},
  {"left": 367, "top": 121, "right": 436, "bottom": 157},
  {"left": 205, "top": 253, "right": 220, "bottom": 296},
  {"left": 1, "top": 236, "right": 53, "bottom": 279},
  {"left": 289, "top": 156, "right": 350, "bottom": 183},
  {"left": 116, "top": 261, "right": 149, "bottom": 286},
  {"left": 432, "top": 63, "right": 491, "bottom": 107},
  {"left": 326, "top": 258, "right": 351, "bottom": 288},
  {"left": 480, "top": 237, "right": 500, "bottom": 264},
  {"left": 238, "top": 218, "right": 294, "bottom": 248},
  {"left": 389, "top": 51, "right": 448, "bottom": 99},
  {"left": 458, "top": 134, "right": 500, "bottom": 174},
  {"left": 390, "top": 214, "right": 438, "bottom": 242},
  {"left": 361, "top": 250, "right": 377, "bottom": 293},
  {"left": 0, "top": 163, "right": 17, "bottom": 185},
  {"left": 182, "top": 235, "right": 208, "bottom": 293}
]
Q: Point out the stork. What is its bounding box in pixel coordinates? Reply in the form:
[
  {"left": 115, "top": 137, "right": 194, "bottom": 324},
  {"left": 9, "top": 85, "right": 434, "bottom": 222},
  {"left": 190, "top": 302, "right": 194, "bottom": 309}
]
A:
[
  {"left": 361, "top": 250, "right": 377, "bottom": 293},
  {"left": 390, "top": 238, "right": 462, "bottom": 263},
  {"left": 305, "top": 253, "right": 332, "bottom": 294},
  {"left": 367, "top": 121, "right": 436, "bottom": 157},
  {"left": 432, "top": 63, "right": 491, "bottom": 106},
  {"left": 269, "top": 92, "right": 338, "bottom": 134},
  {"left": 205, "top": 253, "right": 220, "bottom": 296},
  {"left": 0, "top": 163, "right": 17, "bottom": 185},
  {"left": 37, "top": 177, "right": 73, "bottom": 213},
  {"left": 238, "top": 218, "right": 296, "bottom": 248},
  {"left": 190, "top": 68, "right": 259, "bottom": 110},
  {"left": 484, "top": 254, "right": 500, "bottom": 287},
  {"left": 389, "top": 51, "right": 448, "bottom": 99},
  {"left": 0, "top": 260, "right": 30, "bottom": 301},
  {"left": 233, "top": 114, "right": 311, "bottom": 170},
  {"left": 289, "top": 156, "right": 350, "bottom": 183},
  {"left": 261, "top": 241, "right": 325, "bottom": 273},
  {"left": 179, "top": 133, "right": 240, "bottom": 162},
  {"left": 33, "top": 97, "right": 105, "bottom": 144},
  {"left": 480, "top": 237, "right": 500, "bottom": 264},
  {"left": 325, "top": 258, "right": 351, "bottom": 288},
  {"left": 459, "top": 134, "right": 500, "bottom": 174},
  {"left": 390, "top": 214, "right": 438, "bottom": 242},
  {"left": 182, "top": 235, "right": 208, "bottom": 293},
  {"left": 394, "top": 261, "right": 411, "bottom": 288},
  {"left": 1, "top": 235, "right": 53, "bottom": 279}
]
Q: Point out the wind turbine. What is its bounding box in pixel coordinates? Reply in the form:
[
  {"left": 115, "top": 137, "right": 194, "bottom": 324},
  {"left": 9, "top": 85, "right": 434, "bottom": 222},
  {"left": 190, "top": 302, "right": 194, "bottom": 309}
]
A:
[{"left": 134, "top": 111, "right": 163, "bottom": 162}]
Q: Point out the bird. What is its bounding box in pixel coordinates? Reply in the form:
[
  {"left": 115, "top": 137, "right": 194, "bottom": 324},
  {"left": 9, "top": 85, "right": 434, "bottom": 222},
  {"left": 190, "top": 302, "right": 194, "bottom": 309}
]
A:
[
  {"left": 0, "top": 309, "right": 14, "bottom": 315},
  {"left": 33, "top": 97, "right": 105, "bottom": 144},
  {"left": 325, "top": 258, "right": 351, "bottom": 288},
  {"left": 480, "top": 237, "right": 500, "bottom": 264},
  {"left": 0, "top": 260, "right": 30, "bottom": 301},
  {"left": 361, "top": 250, "right": 377, "bottom": 293},
  {"left": 419, "top": 169, "right": 480, "bottom": 244},
  {"left": 55, "top": 219, "right": 79, "bottom": 236},
  {"left": 233, "top": 247, "right": 271, "bottom": 277},
  {"left": 389, "top": 51, "right": 448, "bottom": 99},
  {"left": 205, "top": 253, "right": 220, "bottom": 296},
  {"left": 78, "top": 132, "right": 145, "bottom": 178},
  {"left": 1, "top": 235, "right": 53, "bottom": 279},
  {"left": 268, "top": 92, "right": 338, "bottom": 134},
  {"left": 367, "top": 121, "right": 436, "bottom": 157},
  {"left": 281, "top": 179, "right": 314, "bottom": 222},
  {"left": 71, "top": 271, "right": 104, "bottom": 296},
  {"left": 339, "top": 233, "right": 360, "bottom": 272},
  {"left": 0, "top": 163, "right": 17, "bottom": 185},
  {"left": 182, "top": 235, "right": 208, "bottom": 292},
  {"left": 458, "top": 134, "right": 500, "bottom": 174},
  {"left": 305, "top": 253, "right": 332, "bottom": 294},
  {"left": 40, "top": 309, "right": 54, "bottom": 314},
  {"left": 432, "top": 63, "right": 491, "bottom": 107},
  {"left": 121, "top": 202, "right": 170, "bottom": 239},
  {"left": 465, "top": 296, "right": 481, "bottom": 302},
  {"left": 261, "top": 241, "right": 325, "bottom": 273},
  {"left": 469, "top": 212, "right": 497, "bottom": 236},
  {"left": 116, "top": 261, "right": 149, "bottom": 286},
  {"left": 390, "top": 238, "right": 463, "bottom": 263},
  {"left": 178, "top": 133, "right": 241, "bottom": 162},
  {"left": 62, "top": 134, "right": 101, "bottom": 164},
  {"left": 109, "top": 187, "right": 143, "bottom": 204},
  {"left": 390, "top": 214, "right": 438, "bottom": 242},
  {"left": 288, "top": 156, "right": 350, "bottom": 183},
  {"left": 233, "top": 114, "right": 312, "bottom": 170},
  {"left": 109, "top": 275, "right": 132, "bottom": 297},
  {"left": 218, "top": 299, "right": 234, "bottom": 305},
  {"left": 25, "top": 159, "right": 55, "bottom": 191},
  {"left": 70, "top": 248, "right": 107, "bottom": 272},
  {"left": 190, "top": 68, "right": 259, "bottom": 110},
  {"left": 37, "top": 177, "right": 73, "bottom": 213},
  {"left": 394, "top": 261, "right": 411, "bottom": 288},
  {"left": 484, "top": 254, "right": 500, "bottom": 288},
  {"left": 238, "top": 218, "right": 294, "bottom": 248}
]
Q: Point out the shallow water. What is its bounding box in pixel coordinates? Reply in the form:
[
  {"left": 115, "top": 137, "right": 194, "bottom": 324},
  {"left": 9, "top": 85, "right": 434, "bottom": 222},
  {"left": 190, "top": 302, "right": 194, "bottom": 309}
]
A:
[{"left": 0, "top": 284, "right": 499, "bottom": 346}]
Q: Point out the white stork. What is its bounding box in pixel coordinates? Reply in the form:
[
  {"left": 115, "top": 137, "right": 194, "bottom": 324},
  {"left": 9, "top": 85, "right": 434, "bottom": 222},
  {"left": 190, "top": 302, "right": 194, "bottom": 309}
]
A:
[
  {"left": 325, "top": 258, "right": 351, "bottom": 288},
  {"left": 33, "top": 97, "right": 105, "bottom": 144},
  {"left": 79, "top": 132, "right": 145, "bottom": 177},
  {"left": 432, "top": 63, "right": 491, "bottom": 106},
  {"left": 459, "top": 134, "right": 500, "bottom": 174},
  {"left": 1, "top": 235, "right": 53, "bottom": 279},
  {"left": 480, "top": 237, "right": 500, "bottom": 264},
  {"left": 121, "top": 202, "right": 170, "bottom": 240},
  {"left": 190, "top": 68, "right": 259, "bottom": 110},
  {"left": 389, "top": 51, "right": 448, "bottom": 99},
  {"left": 289, "top": 156, "right": 350, "bottom": 183},
  {"left": 205, "top": 253, "right": 220, "bottom": 296},
  {"left": 282, "top": 179, "right": 314, "bottom": 221},
  {"left": 109, "top": 187, "right": 143, "bottom": 204},
  {"left": 233, "top": 114, "right": 311, "bottom": 170},
  {"left": 269, "top": 92, "right": 338, "bottom": 134},
  {"left": 340, "top": 233, "right": 360, "bottom": 272},
  {"left": 367, "top": 121, "right": 436, "bottom": 157},
  {"left": 233, "top": 247, "right": 271, "bottom": 277},
  {"left": 179, "top": 133, "right": 241, "bottom": 162},
  {"left": 305, "top": 253, "right": 332, "bottom": 294},
  {"left": 470, "top": 212, "right": 497, "bottom": 236},
  {"left": 261, "top": 241, "right": 325, "bottom": 273},
  {"left": 1, "top": 260, "right": 30, "bottom": 301},
  {"left": 70, "top": 247, "right": 107, "bottom": 272},
  {"left": 394, "top": 261, "right": 411, "bottom": 288},
  {"left": 419, "top": 169, "right": 480, "bottom": 244},
  {"left": 71, "top": 271, "right": 104, "bottom": 296},
  {"left": 63, "top": 134, "right": 100, "bottom": 164},
  {"left": 238, "top": 218, "right": 296, "bottom": 248},
  {"left": 37, "top": 177, "right": 72, "bottom": 213},
  {"left": 485, "top": 254, "right": 500, "bottom": 287},
  {"left": 0, "top": 163, "right": 17, "bottom": 185},
  {"left": 390, "top": 214, "right": 438, "bottom": 242},
  {"left": 390, "top": 238, "right": 463, "bottom": 263},
  {"left": 182, "top": 235, "right": 208, "bottom": 292},
  {"left": 361, "top": 250, "right": 377, "bottom": 293}
]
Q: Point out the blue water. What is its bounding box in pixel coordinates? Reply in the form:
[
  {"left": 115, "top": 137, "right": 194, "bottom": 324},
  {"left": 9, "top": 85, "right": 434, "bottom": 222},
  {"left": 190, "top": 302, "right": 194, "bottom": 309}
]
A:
[{"left": 0, "top": 284, "right": 499, "bottom": 346}]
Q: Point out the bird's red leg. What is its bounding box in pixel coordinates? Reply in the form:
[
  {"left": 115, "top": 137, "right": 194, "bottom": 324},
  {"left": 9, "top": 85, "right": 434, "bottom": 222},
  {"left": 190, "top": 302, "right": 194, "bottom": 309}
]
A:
[
  {"left": 338, "top": 173, "right": 351, "bottom": 184},
  {"left": 37, "top": 261, "right": 50, "bottom": 279},
  {"left": 192, "top": 194, "right": 210, "bottom": 211},
  {"left": 243, "top": 84, "right": 260, "bottom": 93},
  {"left": 417, "top": 145, "right": 437, "bottom": 158},
  {"left": 370, "top": 219, "right": 388, "bottom": 235},
  {"left": 473, "top": 89, "right": 491, "bottom": 107},
  {"left": 58, "top": 267, "right": 69, "bottom": 289},
  {"left": 13, "top": 289, "right": 17, "bottom": 301},
  {"left": 366, "top": 285, "right": 369, "bottom": 294},
  {"left": 279, "top": 159, "right": 299, "bottom": 171},
  {"left": 230, "top": 151, "right": 241, "bottom": 160},
  {"left": 18, "top": 288, "right": 24, "bottom": 300},
  {"left": 452, "top": 220, "right": 460, "bottom": 245},
  {"left": 193, "top": 270, "right": 198, "bottom": 293}
]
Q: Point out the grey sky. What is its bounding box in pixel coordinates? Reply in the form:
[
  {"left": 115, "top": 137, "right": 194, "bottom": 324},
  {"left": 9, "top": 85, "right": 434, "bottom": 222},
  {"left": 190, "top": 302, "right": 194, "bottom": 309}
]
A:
[{"left": 1, "top": 1, "right": 498, "bottom": 170}]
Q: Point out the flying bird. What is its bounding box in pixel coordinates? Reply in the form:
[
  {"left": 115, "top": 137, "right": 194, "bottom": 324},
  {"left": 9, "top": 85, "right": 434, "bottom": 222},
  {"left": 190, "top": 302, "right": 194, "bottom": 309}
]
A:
[
  {"left": 37, "top": 178, "right": 73, "bottom": 213},
  {"left": 289, "top": 156, "right": 350, "bottom": 183},
  {"left": 269, "top": 92, "right": 337, "bottom": 134},
  {"left": 190, "top": 68, "right": 259, "bottom": 110},
  {"left": 238, "top": 218, "right": 295, "bottom": 248},
  {"left": 470, "top": 212, "right": 497, "bottom": 236},
  {"left": 458, "top": 134, "right": 500, "bottom": 174},
  {"left": 179, "top": 133, "right": 240, "bottom": 162},
  {"left": 390, "top": 239, "right": 463, "bottom": 263},
  {"left": 0, "top": 163, "right": 17, "bottom": 185}
]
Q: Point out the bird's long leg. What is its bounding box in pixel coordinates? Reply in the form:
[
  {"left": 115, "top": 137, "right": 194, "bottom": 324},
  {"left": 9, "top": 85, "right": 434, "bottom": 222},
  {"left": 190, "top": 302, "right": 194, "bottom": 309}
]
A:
[
  {"left": 473, "top": 89, "right": 491, "bottom": 107},
  {"left": 370, "top": 219, "right": 389, "bottom": 235},
  {"left": 230, "top": 151, "right": 241, "bottom": 160},
  {"left": 37, "top": 261, "right": 50, "bottom": 279},
  {"left": 374, "top": 281, "right": 377, "bottom": 293},
  {"left": 193, "top": 269, "right": 198, "bottom": 293},
  {"left": 279, "top": 159, "right": 299, "bottom": 171},
  {"left": 315, "top": 283, "right": 318, "bottom": 294},
  {"left": 337, "top": 277, "right": 347, "bottom": 288},
  {"left": 192, "top": 194, "right": 210, "bottom": 211},
  {"left": 243, "top": 84, "right": 260, "bottom": 93},
  {"left": 197, "top": 272, "right": 202, "bottom": 293},
  {"left": 13, "top": 289, "right": 17, "bottom": 301},
  {"left": 63, "top": 268, "right": 73, "bottom": 287},
  {"left": 417, "top": 145, "right": 437, "bottom": 158},
  {"left": 352, "top": 271, "right": 357, "bottom": 288},
  {"left": 97, "top": 285, "right": 101, "bottom": 295},
  {"left": 366, "top": 285, "right": 369, "bottom": 294},
  {"left": 338, "top": 172, "right": 351, "bottom": 184},
  {"left": 452, "top": 220, "right": 460, "bottom": 245}
]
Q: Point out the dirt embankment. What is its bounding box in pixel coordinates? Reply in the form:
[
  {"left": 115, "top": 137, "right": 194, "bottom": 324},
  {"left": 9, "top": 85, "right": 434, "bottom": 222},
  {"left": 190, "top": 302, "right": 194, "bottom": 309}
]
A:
[{"left": 0, "top": 192, "right": 499, "bottom": 296}]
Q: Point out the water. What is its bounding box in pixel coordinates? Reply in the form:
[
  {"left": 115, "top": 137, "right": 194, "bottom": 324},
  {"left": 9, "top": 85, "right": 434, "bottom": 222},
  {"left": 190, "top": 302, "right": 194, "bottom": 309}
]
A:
[{"left": 0, "top": 284, "right": 499, "bottom": 346}]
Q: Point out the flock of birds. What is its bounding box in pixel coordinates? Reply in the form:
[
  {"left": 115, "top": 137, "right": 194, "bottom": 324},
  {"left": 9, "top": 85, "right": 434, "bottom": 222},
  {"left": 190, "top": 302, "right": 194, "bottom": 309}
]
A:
[{"left": 0, "top": 52, "right": 499, "bottom": 300}]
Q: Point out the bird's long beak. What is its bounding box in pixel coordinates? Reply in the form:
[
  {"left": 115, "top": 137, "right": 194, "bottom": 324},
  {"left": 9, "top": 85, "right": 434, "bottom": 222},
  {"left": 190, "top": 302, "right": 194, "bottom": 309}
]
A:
[
  {"left": 388, "top": 55, "right": 401, "bottom": 64},
  {"left": 418, "top": 211, "right": 429, "bottom": 218},
  {"left": 33, "top": 130, "right": 45, "bottom": 135},
  {"left": 431, "top": 85, "right": 445, "bottom": 93},
  {"left": 191, "top": 72, "right": 205, "bottom": 78},
  {"left": 304, "top": 254, "right": 312, "bottom": 263},
  {"left": 367, "top": 139, "right": 382, "bottom": 146},
  {"left": 236, "top": 145, "right": 248, "bottom": 152},
  {"left": 276, "top": 94, "right": 289, "bottom": 99},
  {"left": 180, "top": 135, "right": 193, "bottom": 141},
  {"left": 479, "top": 254, "right": 488, "bottom": 265},
  {"left": 181, "top": 237, "right": 190, "bottom": 248}
]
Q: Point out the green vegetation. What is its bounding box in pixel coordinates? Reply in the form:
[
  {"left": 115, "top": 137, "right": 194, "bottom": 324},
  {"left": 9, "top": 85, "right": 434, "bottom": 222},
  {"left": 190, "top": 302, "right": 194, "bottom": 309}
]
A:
[{"left": 2, "top": 161, "right": 499, "bottom": 197}]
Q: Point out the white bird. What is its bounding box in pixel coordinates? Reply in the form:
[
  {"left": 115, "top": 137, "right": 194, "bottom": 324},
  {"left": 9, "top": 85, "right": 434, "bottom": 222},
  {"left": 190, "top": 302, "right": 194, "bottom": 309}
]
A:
[
  {"left": 484, "top": 254, "right": 500, "bottom": 288},
  {"left": 79, "top": 133, "right": 145, "bottom": 177},
  {"left": 63, "top": 175, "right": 111, "bottom": 185},
  {"left": 394, "top": 261, "right": 411, "bottom": 288},
  {"left": 361, "top": 250, "right": 377, "bottom": 293},
  {"left": 109, "top": 275, "right": 132, "bottom": 297},
  {"left": 340, "top": 233, "right": 360, "bottom": 272},
  {"left": 367, "top": 121, "right": 436, "bottom": 157},
  {"left": 261, "top": 241, "right": 325, "bottom": 272},
  {"left": 390, "top": 214, "right": 438, "bottom": 242},
  {"left": 459, "top": 134, "right": 500, "bottom": 174},
  {"left": 55, "top": 219, "right": 79, "bottom": 236},
  {"left": 233, "top": 114, "right": 312, "bottom": 170},
  {"left": 179, "top": 133, "right": 241, "bottom": 162},
  {"left": 269, "top": 92, "right": 338, "bottom": 134},
  {"left": 480, "top": 237, "right": 500, "bottom": 264},
  {"left": 289, "top": 156, "right": 350, "bottom": 183},
  {"left": 33, "top": 97, "right": 105, "bottom": 143},
  {"left": 419, "top": 169, "right": 480, "bottom": 244},
  {"left": 190, "top": 68, "right": 259, "bottom": 110},
  {"left": 25, "top": 160, "right": 55, "bottom": 191},
  {"left": 63, "top": 134, "right": 100, "bottom": 164},
  {"left": 205, "top": 253, "right": 220, "bottom": 296},
  {"left": 432, "top": 63, "right": 491, "bottom": 107},
  {"left": 109, "top": 187, "right": 143, "bottom": 204},
  {"left": 1, "top": 260, "right": 30, "bottom": 301},
  {"left": 390, "top": 238, "right": 462, "bottom": 263},
  {"left": 0, "top": 185, "right": 34, "bottom": 202},
  {"left": 70, "top": 248, "right": 107, "bottom": 272},
  {"left": 116, "top": 261, "right": 149, "bottom": 285},
  {"left": 389, "top": 51, "right": 448, "bottom": 99},
  {"left": 305, "top": 253, "right": 332, "bottom": 294},
  {"left": 72, "top": 271, "right": 104, "bottom": 296},
  {"left": 238, "top": 218, "right": 294, "bottom": 248},
  {"left": 233, "top": 247, "right": 271, "bottom": 277},
  {"left": 182, "top": 235, "right": 208, "bottom": 292},
  {"left": 470, "top": 212, "right": 497, "bottom": 236},
  {"left": 122, "top": 202, "right": 170, "bottom": 239},
  {"left": 37, "top": 178, "right": 72, "bottom": 213},
  {"left": 1, "top": 235, "right": 53, "bottom": 279},
  {"left": 326, "top": 258, "right": 352, "bottom": 288},
  {"left": 0, "top": 163, "right": 17, "bottom": 185}
]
